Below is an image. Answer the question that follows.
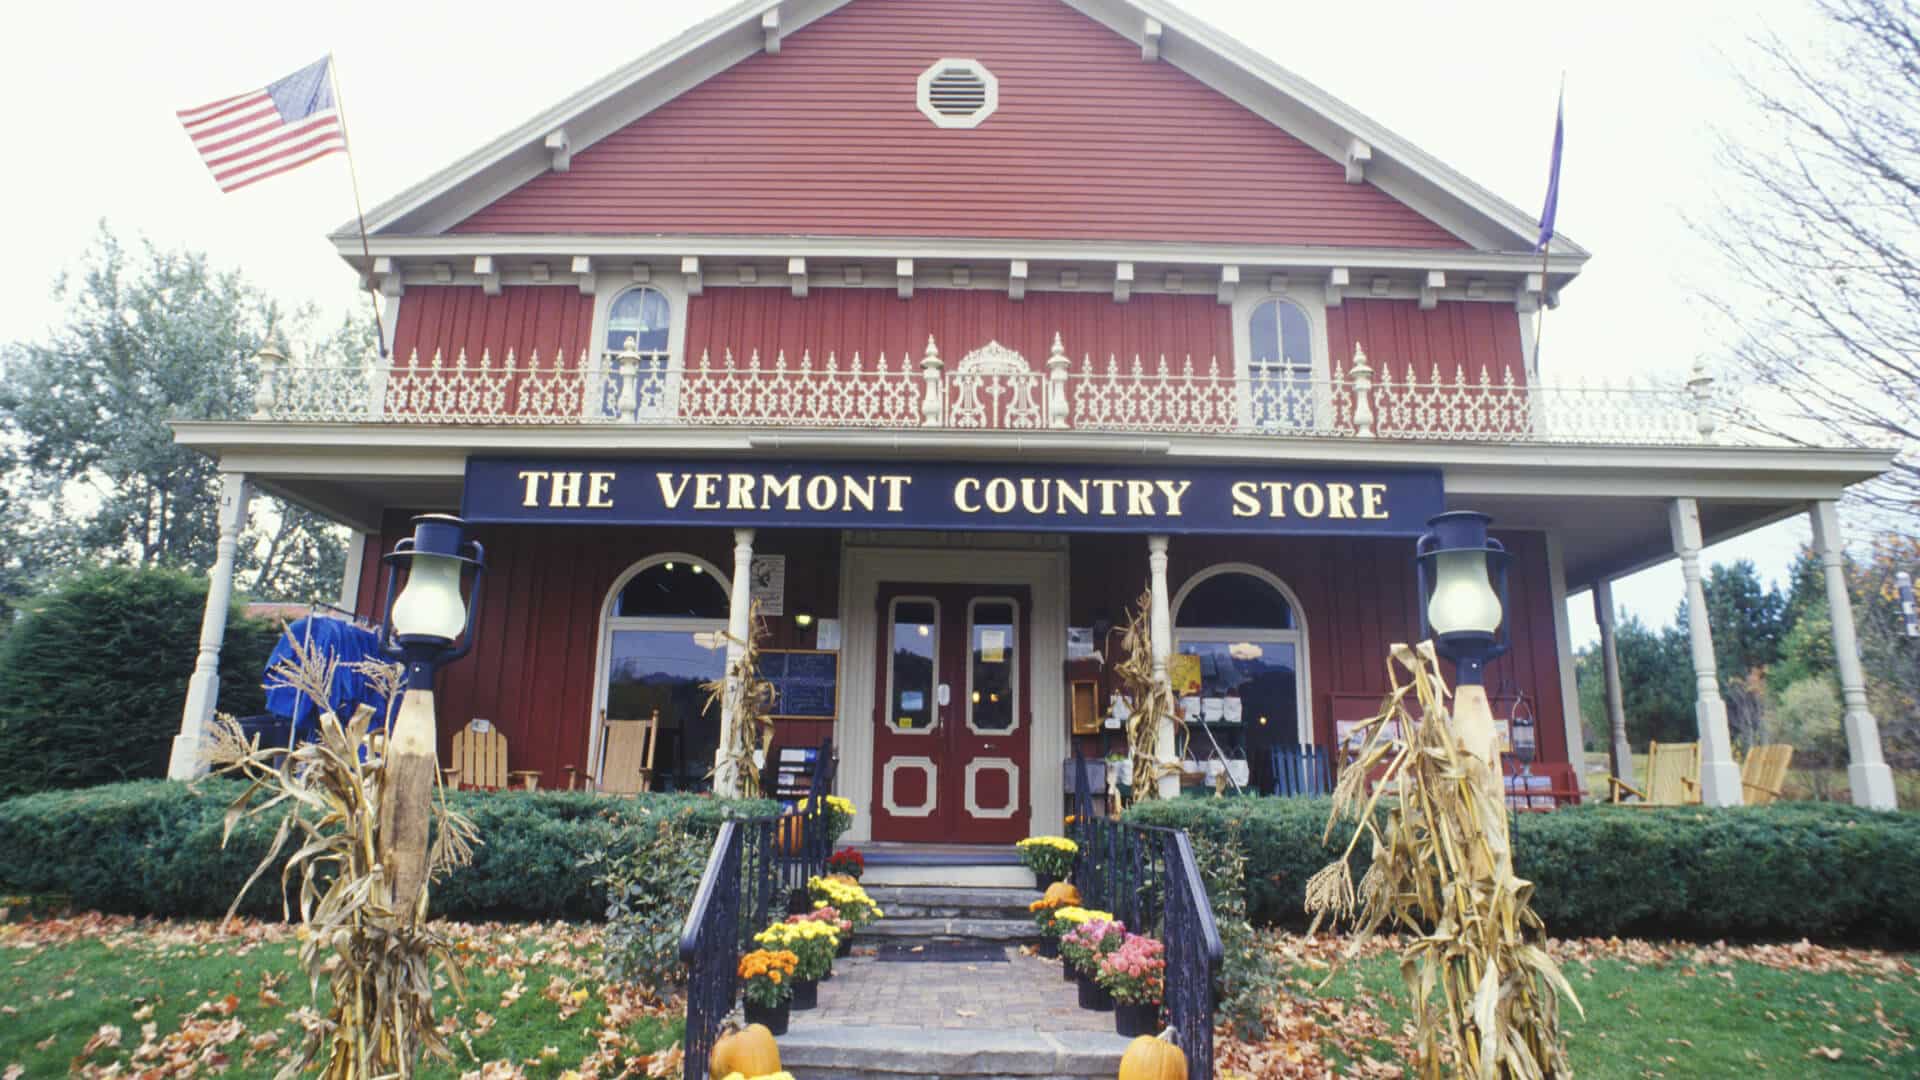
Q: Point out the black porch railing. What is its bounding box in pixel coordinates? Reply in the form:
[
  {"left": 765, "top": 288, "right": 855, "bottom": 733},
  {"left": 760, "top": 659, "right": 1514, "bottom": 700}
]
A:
[
  {"left": 678, "top": 742, "right": 837, "bottom": 1080},
  {"left": 1072, "top": 758, "right": 1223, "bottom": 1080}
]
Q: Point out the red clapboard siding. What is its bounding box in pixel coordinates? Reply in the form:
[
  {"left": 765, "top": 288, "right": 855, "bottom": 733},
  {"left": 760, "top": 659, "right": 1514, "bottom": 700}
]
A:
[
  {"left": 390, "top": 287, "right": 597, "bottom": 366},
  {"left": 452, "top": 0, "right": 1466, "bottom": 248},
  {"left": 686, "top": 287, "right": 1234, "bottom": 372},
  {"left": 1327, "top": 300, "right": 1529, "bottom": 384},
  {"left": 355, "top": 515, "right": 843, "bottom": 789}
]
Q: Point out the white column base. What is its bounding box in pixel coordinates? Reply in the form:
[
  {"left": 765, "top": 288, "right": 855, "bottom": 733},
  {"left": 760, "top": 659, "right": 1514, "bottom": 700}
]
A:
[
  {"left": 167, "top": 732, "right": 209, "bottom": 780},
  {"left": 1698, "top": 759, "right": 1744, "bottom": 807}
]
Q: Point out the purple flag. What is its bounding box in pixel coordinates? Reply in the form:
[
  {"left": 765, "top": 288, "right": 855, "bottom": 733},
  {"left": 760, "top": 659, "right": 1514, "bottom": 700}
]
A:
[{"left": 1536, "top": 87, "right": 1564, "bottom": 251}]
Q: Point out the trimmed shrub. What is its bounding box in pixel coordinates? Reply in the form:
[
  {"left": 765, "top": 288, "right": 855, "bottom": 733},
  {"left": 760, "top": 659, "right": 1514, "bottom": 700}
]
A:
[
  {"left": 0, "top": 780, "right": 774, "bottom": 920},
  {"left": 1126, "top": 795, "right": 1920, "bottom": 945},
  {"left": 0, "top": 567, "right": 280, "bottom": 797},
  {"left": 592, "top": 816, "right": 712, "bottom": 986}
]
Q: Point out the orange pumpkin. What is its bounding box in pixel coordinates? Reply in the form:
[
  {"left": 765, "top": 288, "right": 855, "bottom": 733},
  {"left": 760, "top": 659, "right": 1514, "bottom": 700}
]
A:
[
  {"left": 1039, "top": 881, "right": 1082, "bottom": 908},
  {"left": 710, "top": 1023, "right": 782, "bottom": 1078},
  {"left": 1117, "top": 1034, "right": 1187, "bottom": 1080}
]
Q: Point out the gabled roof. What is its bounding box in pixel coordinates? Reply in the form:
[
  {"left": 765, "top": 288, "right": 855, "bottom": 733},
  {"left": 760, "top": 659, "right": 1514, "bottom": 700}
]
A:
[{"left": 337, "top": 0, "right": 1583, "bottom": 260}]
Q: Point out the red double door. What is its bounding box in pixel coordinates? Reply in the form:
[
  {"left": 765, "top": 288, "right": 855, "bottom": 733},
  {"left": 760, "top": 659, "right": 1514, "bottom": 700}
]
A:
[{"left": 870, "top": 583, "right": 1032, "bottom": 844}]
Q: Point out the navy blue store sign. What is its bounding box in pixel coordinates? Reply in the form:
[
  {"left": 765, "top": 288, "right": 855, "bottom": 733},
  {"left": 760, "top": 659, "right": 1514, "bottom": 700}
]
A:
[{"left": 462, "top": 458, "right": 1444, "bottom": 537}]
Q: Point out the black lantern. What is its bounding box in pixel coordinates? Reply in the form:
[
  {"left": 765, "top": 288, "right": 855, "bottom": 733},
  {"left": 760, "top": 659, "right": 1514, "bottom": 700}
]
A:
[
  {"left": 380, "top": 514, "right": 485, "bottom": 686},
  {"left": 1414, "top": 510, "right": 1511, "bottom": 686}
]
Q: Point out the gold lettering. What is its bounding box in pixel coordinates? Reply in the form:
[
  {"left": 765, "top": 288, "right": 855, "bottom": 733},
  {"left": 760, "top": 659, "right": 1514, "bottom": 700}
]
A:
[
  {"left": 550, "top": 471, "right": 583, "bottom": 508},
  {"left": 843, "top": 476, "right": 875, "bottom": 512},
  {"left": 1019, "top": 477, "right": 1049, "bottom": 514},
  {"left": 1155, "top": 479, "right": 1191, "bottom": 517},
  {"left": 1230, "top": 481, "right": 1260, "bottom": 518},
  {"left": 1327, "top": 482, "right": 1357, "bottom": 519},
  {"left": 1057, "top": 479, "right": 1089, "bottom": 516},
  {"left": 954, "top": 478, "right": 982, "bottom": 513},
  {"left": 805, "top": 475, "right": 836, "bottom": 511},
  {"left": 763, "top": 474, "right": 801, "bottom": 511},
  {"left": 984, "top": 477, "right": 1017, "bottom": 514},
  {"left": 693, "top": 473, "right": 722, "bottom": 510},
  {"left": 1092, "top": 479, "right": 1123, "bottom": 516},
  {"left": 1292, "top": 482, "right": 1325, "bottom": 519},
  {"left": 879, "top": 475, "right": 912, "bottom": 511},
  {"left": 1125, "top": 480, "right": 1154, "bottom": 516},
  {"left": 656, "top": 473, "right": 692, "bottom": 508},
  {"left": 587, "top": 472, "right": 616, "bottom": 509},
  {"left": 727, "top": 473, "right": 754, "bottom": 510},
  {"left": 518, "top": 470, "right": 548, "bottom": 507},
  {"left": 1262, "top": 481, "right": 1292, "bottom": 517},
  {"left": 1361, "top": 483, "right": 1389, "bottom": 520}
]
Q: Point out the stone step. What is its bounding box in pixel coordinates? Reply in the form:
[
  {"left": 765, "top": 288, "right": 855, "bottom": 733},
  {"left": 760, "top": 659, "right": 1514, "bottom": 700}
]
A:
[
  {"left": 864, "top": 885, "right": 1037, "bottom": 920},
  {"left": 860, "top": 863, "right": 1035, "bottom": 888},
  {"left": 861, "top": 916, "right": 1038, "bottom": 943},
  {"left": 780, "top": 1023, "right": 1129, "bottom": 1080}
]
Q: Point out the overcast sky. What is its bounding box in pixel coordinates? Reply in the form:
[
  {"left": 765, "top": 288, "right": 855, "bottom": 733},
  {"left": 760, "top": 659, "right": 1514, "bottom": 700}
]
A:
[{"left": 4, "top": 0, "right": 1837, "bottom": 645}]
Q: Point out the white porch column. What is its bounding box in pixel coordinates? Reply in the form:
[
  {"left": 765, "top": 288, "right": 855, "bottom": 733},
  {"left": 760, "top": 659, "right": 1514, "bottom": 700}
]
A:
[
  {"left": 1593, "top": 579, "right": 1633, "bottom": 784},
  {"left": 1146, "top": 534, "right": 1178, "bottom": 798},
  {"left": 338, "top": 529, "right": 367, "bottom": 611},
  {"left": 1810, "top": 501, "right": 1899, "bottom": 809},
  {"left": 1668, "top": 498, "right": 1742, "bottom": 806},
  {"left": 1544, "top": 531, "right": 1589, "bottom": 793},
  {"left": 167, "top": 473, "right": 252, "bottom": 780},
  {"left": 714, "top": 527, "right": 756, "bottom": 797}
]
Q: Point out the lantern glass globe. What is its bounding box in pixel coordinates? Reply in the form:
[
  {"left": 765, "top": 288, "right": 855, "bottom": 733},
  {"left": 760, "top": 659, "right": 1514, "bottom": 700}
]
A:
[
  {"left": 390, "top": 552, "right": 468, "bottom": 642},
  {"left": 1427, "top": 549, "right": 1502, "bottom": 636}
]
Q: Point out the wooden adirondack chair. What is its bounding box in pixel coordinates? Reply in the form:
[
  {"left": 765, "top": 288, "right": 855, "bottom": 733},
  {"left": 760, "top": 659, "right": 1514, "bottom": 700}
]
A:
[
  {"left": 1606, "top": 741, "right": 1701, "bottom": 805},
  {"left": 444, "top": 719, "right": 541, "bottom": 791},
  {"left": 1269, "top": 744, "right": 1332, "bottom": 797},
  {"left": 1741, "top": 743, "right": 1795, "bottom": 805},
  {"left": 572, "top": 711, "right": 659, "bottom": 795}
]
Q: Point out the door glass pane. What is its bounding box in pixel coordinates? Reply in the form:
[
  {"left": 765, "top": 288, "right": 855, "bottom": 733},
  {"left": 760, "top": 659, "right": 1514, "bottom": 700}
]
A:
[
  {"left": 969, "top": 600, "right": 1017, "bottom": 732},
  {"left": 605, "top": 628, "right": 726, "bottom": 789},
  {"left": 889, "top": 600, "right": 938, "bottom": 731}
]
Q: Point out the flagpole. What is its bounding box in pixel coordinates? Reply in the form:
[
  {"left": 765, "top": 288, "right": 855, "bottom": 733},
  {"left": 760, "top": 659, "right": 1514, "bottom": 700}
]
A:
[
  {"left": 1530, "top": 73, "right": 1565, "bottom": 377},
  {"left": 326, "top": 52, "right": 389, "bottom": 359}
]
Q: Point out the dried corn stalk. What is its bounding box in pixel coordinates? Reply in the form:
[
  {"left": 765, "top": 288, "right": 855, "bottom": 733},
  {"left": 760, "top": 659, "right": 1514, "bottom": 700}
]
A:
[
  {"left": 1305, "top": 642, "right": 1580, "bottom": 1079},
  {"left": 205, "top": 629, "right": 477, "bottom": 1080},
  {"left": 704, "top": 600, "right": 777, "bottom": 798},
  {"left": 1113, "top": 587, "right": 1183, "bottom": 805}
]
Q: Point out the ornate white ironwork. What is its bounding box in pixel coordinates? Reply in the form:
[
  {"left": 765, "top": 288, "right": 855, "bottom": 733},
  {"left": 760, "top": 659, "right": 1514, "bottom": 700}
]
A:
[{"left": 252, "top": 334, "right": 1738, "bottom": 446}]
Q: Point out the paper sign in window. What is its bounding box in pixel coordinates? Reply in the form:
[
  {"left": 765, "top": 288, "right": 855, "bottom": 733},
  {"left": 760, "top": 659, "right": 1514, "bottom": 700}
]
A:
[{"left": 980, "top": 629, "right": 1007, "bottom": 663}]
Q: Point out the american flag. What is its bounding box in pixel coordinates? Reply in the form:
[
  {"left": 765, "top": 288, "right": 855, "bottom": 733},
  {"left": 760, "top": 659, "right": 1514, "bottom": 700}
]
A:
[{"left": 177, "top": 56, "right": 347, "bottom": 193}]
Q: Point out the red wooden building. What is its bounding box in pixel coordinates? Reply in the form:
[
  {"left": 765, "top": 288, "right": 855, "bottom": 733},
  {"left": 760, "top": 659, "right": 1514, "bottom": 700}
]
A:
[{"left": 171, "top": 0, "right": 1901, "bottom": 834}]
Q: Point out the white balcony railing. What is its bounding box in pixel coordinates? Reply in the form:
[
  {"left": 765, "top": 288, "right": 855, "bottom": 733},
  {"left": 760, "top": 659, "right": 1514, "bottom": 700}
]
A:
[{"left": 250, "top": 334, "right": 1727, "bottom": 447}]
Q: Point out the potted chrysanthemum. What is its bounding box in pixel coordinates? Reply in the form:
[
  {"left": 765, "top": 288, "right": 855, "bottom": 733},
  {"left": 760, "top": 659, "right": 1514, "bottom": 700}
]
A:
[
  {"left": 1096, "top": 933, "right": 1166, "bottom": 1037},
  {"left": 1060, "top": 916, "right": 1126, "bottom": 1011},
  {"left": 737, "top": 948, "right": 799, "bottom": 1034},
  {"left": 754, "top": 921, "right": 838, "bottom": 1009},
  {"left": 1015, "top": 835, "right": 1077, "bottom": 888}
]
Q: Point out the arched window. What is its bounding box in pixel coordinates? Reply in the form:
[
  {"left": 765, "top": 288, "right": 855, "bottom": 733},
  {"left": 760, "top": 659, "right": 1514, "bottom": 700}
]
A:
[
  {"left": 1245, "top": 297, "right": 1317, "bottom": 430},
  {"left": 605, "top": 286, "right": 672, "bottom": 358},
  {"left": 1172, "top": 564, "right": 1310, "bottom": 794},
  {"left": 595, "top": 555, "right": 728, "bottom": 791},
  {"left": 1249, "top": 298, "right": 1312, "bottom": 370}
]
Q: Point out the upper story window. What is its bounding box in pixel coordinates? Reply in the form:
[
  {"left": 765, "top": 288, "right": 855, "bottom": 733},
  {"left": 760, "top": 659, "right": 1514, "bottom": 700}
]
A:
[
  {"left": 1249, "top": 298, "right": 1312, "bottom": 374},
  {"left": 605, "top": 286, "right": 672, "bottom": 359}
]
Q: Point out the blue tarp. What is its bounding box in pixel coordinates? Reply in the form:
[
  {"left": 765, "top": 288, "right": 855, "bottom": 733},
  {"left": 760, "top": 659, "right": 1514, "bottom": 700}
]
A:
[{"left": 262, "top": 615, "right": 395, "bottom": 741}]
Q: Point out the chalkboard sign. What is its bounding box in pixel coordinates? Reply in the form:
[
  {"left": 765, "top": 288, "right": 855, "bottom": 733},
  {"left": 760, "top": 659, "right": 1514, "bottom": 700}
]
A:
[{"left": 763, "top": 649, "right": 839, "bottom": 720}]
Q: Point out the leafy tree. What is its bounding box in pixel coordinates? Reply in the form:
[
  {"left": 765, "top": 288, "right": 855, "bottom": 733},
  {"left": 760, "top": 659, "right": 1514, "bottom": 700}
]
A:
[
  {"left": 0, "top": 224, "right": 355, "bottom": 602},
  {"left": 1687, "top": 560, "right": 1789, "bottom": 746},
  {"left": 1611, "top": 613, "right": 1697, "bottom": 747},
  {"left": 1698, "top": 0, "right": 1920, "bottom": 517}
]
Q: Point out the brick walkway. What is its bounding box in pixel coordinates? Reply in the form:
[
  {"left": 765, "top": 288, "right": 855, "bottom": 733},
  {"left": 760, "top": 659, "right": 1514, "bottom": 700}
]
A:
[{"left": 801, "top": 948, "right": 1116, "bottom": 1033}]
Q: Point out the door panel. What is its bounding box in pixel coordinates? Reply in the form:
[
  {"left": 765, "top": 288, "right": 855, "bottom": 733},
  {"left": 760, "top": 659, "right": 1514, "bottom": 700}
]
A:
[{"left": 872, "top": 583, "right": 1031, "bottom": 843}]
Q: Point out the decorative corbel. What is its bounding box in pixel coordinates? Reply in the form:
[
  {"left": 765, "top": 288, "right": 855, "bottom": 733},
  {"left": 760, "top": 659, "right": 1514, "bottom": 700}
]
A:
[
  {"left": 843, "top": 265, "right": 863, "bottom": 285},
  {"left": 1142, "top": 17, "right": 1162, "bottom": 61},
  {"left": 544, "top": 129, "right": 571, "bottom": 172},
  {"left": 682, "top": 256, "right": 703, "bottom": 297},
  {"left": 896, "top": 258, "right": 914, "bottom": 300},
  {"left": 1163, "top": 270, "right": 1183, "bottom": 293},
  {"left": 572, "top": 256, "right": 595, "bottom": 296},
  {"left": 432, "top": 262, "right": 453, "bottom": 284},
  {"left": 474, "top": 256, "right": 501, "bottom": 296},
  {"left": 1420, "top": 270, "right": 1445, "bottom": 310},
  {"left": 1114, "top": 262, "right": 1134, "bottom": 303},
  {"left": 788, "top": 257, "right": 808, "bottom": 298},
  {"left": 1009, "top": 259, "right": 1028, "bottom": 301},
  {"left": 1217, "top": 265, "right": 1240, "bottom": 305},
  {"left": 530, "top": 262, "right": 551, "bottom": 283},
  {"left": 1267, "top": 273, "right": 1289, "bottom": 294},
  {"left": 738, "top": 265, "right": 758, "bottom": 285},
  {"left": 1370, "top": 276, "right": 1391, "bottom": 297},
  {"left": 631, "top": 263, "right": 652, "bottom": 284},
  {"left": 1466, "top": 278, "right": 1487, "bottom": 299},
  {"left": 951, "top": 265, "right": 971, "bottom": 287},
  {"left": 1326, "top": 267, "right": 1349, "bottom": 307},
  {"left": 1345, "top": 138, "right": 1373, "bottom": 184},
  {"left": 372, "top": 256, "right": 403, "bottom": 298},
  {"left": 762, "top": 7, "right": 782, "bottom": 53},
  {"left": 1516, "top": 271, "right": 1544, "bottom": 314},
  {"left": 1059, "top": 268, "right": 1079, "bottom": 290}
]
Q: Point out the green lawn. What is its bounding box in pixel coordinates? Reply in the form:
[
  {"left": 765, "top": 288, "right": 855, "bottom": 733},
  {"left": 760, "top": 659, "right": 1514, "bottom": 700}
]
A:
[{"left": 1266, "top": 934, "right": 1920, "bottom": 1078}]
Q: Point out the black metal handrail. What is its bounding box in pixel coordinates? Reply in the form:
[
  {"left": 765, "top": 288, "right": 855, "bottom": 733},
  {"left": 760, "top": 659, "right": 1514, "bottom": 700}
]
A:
[
  {"left": 1071, "top": 756, "right": 1223, "bottom": 1079},
  {"left": 678, "top": 741, "right": 838, "bottom": 1080}
]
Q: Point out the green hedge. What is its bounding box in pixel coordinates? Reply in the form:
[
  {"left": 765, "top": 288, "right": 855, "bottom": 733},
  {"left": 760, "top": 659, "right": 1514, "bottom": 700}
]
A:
[
  {"left": 0, "top": 781, "right": 776, "bottom": 921},
  {"left": 1125, "top": 796, "right": 1920, "bottom": 945}
]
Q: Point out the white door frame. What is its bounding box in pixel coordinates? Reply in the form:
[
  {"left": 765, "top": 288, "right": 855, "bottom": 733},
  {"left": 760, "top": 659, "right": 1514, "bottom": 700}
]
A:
[{"left": 836, "top": 539, "right": 1068, "bottom": 844}]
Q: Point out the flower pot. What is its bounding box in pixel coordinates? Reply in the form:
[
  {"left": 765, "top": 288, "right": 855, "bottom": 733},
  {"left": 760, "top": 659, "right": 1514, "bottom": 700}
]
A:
[
  {"left": 1062, "top": 957, "right": 1077, "bottom": 982},
  {"left": 743, "top": 1000, "right": 790, "bottom": 1035},
  {"left": 1038, "top": 937, "right": 1059, "bottom": 959},
  {"left": 790, "top": 978, "right": 819, "bottom": 1010},
  {"left": 787, "top": 888, "right": 813, "bottom": 916},
  {"left": 1076, "top": 971, "right": 1115, "bottom": 1011},
  {"left": 1034, "top": 870, "right": 1059, "bottom": 889},
  {"left": 836, "top": 936, "right": 852, "bottom": 959},
  {"left": 1114, "top": 1001, "right": 1159, "bottom": 1037}
]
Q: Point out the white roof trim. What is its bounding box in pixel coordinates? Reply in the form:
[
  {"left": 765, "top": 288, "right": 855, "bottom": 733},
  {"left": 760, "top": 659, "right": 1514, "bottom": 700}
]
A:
[{"left": 338, "top": 0, "right": 1582, "bottom": 259}]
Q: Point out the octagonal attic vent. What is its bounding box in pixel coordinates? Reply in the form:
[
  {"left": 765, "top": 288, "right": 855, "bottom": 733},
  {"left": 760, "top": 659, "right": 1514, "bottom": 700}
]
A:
[{"left": 917, "top": 59, "right": 998, "bottom": 129}]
